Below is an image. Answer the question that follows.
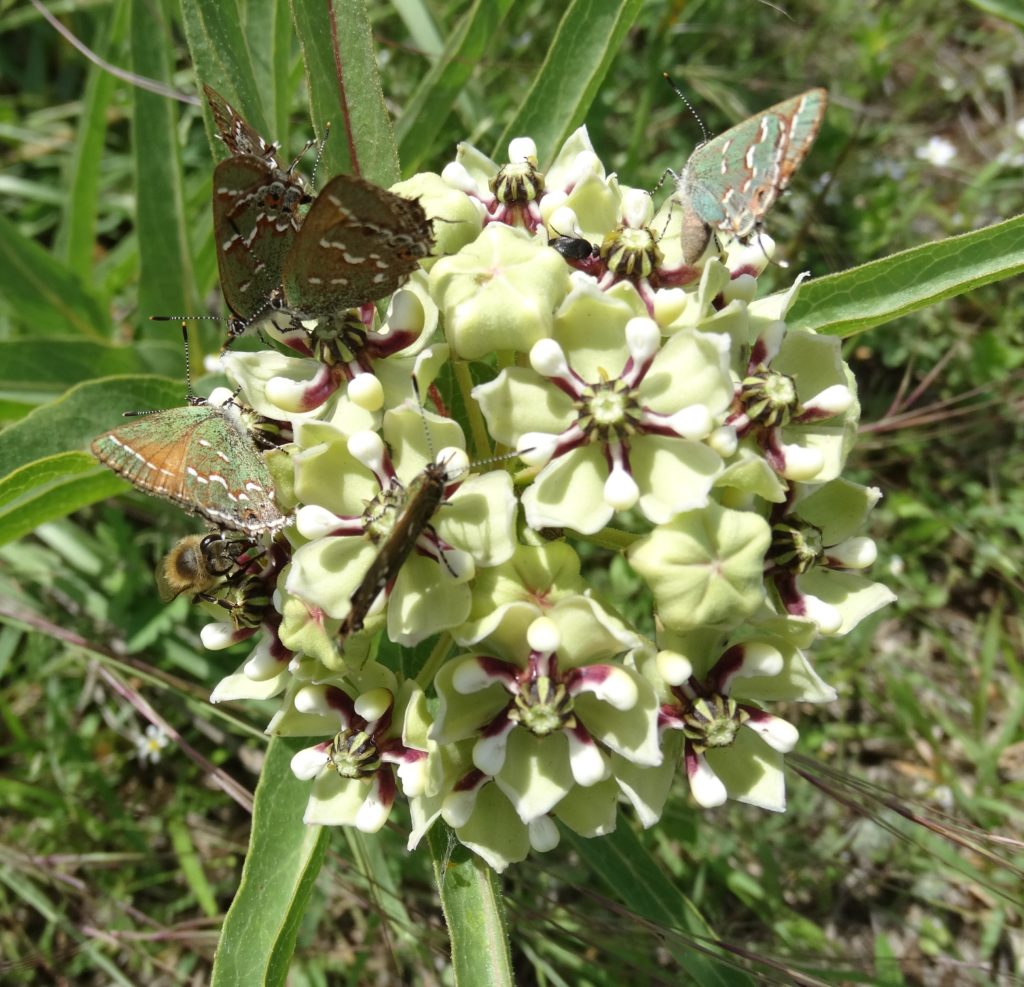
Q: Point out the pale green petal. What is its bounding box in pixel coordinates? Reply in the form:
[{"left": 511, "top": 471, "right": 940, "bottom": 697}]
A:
[
  {"left": 495, "top": 730, "right": 574, "bottom": 822},
  {"left": 210, "top": 665, "right": 289, "bottom": 703},
  {"left": 716, "top": 449, "right": 788, "bottom": 502},
  {"left": 575, "top": 665, "right": 661, "bottom": 765},
  {"left": 292, "top": 439, "right": 377, "bottom": 517},
  {"left": 451, "top": 782, "right": 531, "bottom": 873},
  {"left": 523, "top": 446, "right": 613, "bottom": 534},
  {"left": 473, "top": 367, "right": 574, "bottom": 444},
  {"left": 304, "top": 772, "right": 376, "bottom": 827},
  {"left": 551, "top": 279, "right": 637, "bottom": 376},
  {"left": 547, "top": 596, "right": 641, "bottom": 667},
  {"left": 387, "top": 554, "right": 473, "bottom": 646},
  {"left": 431, "top": 655, "right": 511, "bottom": 744},
  {"left": 639, "top": 328, "right": 733, "bottom": 415},
  {"left": 287, "top": 538, "right": 376, "bottom": 620},
  {"left": 390, "top": 172, "right": 482, "bottom": 261},
  {"left": 798, "top": 569, "right": 896, "bottom": 636},
  {"left": 705, "top": 728, "right": 787, "bottom": 812},
  {"left": 613, "top": 735, "right": 682, "bottom": 828},
  {"left": 554, "top": 777, "right": 620, "bottom": 836},
  {"left": 438, "top": 471, "right": 517, "bottom": 566},
  {"left": 794, "top": 479, "right": 882, "bottom": 546},
  {"left": 633, "top": 435, "right": 723, "bottom": 525}
]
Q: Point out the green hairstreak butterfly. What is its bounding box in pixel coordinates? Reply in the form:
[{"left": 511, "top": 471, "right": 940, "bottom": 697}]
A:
[
  {"left": 672, "top": 87, "right": 828, "bottom": 264},
  {"left": 91, "top": 371, "right": 287, "bottom": 536}
]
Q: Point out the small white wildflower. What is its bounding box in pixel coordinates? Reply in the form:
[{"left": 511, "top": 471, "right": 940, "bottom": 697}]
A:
[
  {"left": 915, "top": 136, "right": 957, "bottom": 168},
  {"left": 136, "top": 724, "right": 170, "bottom": 764}
]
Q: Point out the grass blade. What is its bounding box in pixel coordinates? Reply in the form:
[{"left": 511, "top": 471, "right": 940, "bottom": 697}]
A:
[{"left": 494, "top": 0, "right": 644, "bottom": 164}]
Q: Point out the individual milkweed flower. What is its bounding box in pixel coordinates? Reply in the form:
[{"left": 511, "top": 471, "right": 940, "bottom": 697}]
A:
[
  {"left": 431, "top": 606, "right": 660, "bottom": 824},
  {"left": 224, "top": 273, "right": 440, "bottom": 417},
  {"left": 282, "top": 671, "right": 430, "bottom": 831},
  {"left": 764, "top": 479, "right": 895, "bottom": 634},
  {"left": 618, "top": 622, "right": 836, "bottom": 815},
  {"left": 723, "top": 278, "right": 859, "bottom": 484},
  {"left": 474, "top": 308, "right": 734, "bottom": 535},
  {"left": 442, "top": 136, "right": 547, "bottom": 230},
  {"left": 627, "top": 500, "right": 772, "bottom": 633},
  {"left": 428, "top": 222, "right": 569, "bottom": 360}
]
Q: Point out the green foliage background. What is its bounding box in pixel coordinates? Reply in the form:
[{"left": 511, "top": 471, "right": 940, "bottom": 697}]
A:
[{"left": 1, "top": 0, "right": 1022, "bottom": 983}]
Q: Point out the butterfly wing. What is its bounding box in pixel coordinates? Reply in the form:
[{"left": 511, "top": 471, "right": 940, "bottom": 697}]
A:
[
  {"left": 91, "top": 406, "right": 285, "bottom": 534},
  {"left": 677, "top": 89, "right": 827, "bottom": 263},
  {"left": 212, "top": 156, "right": 304, "bottom": 321},
  {"left": 203, "top": 84, "right": 280, "bottom": 163},
  {"left": 281, "top": 174, "right": 435, "bottom": 318}
]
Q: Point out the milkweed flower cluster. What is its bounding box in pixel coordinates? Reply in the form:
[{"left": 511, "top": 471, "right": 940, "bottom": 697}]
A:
[{"left": 206, "top": 128, "right": 893, "bottom": 872}]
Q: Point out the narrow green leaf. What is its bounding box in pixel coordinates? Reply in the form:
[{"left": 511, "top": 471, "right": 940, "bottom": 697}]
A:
[
  {"left": 168, "top": 814, "right": 219, "bottom": 917},
  {"left": 428, "top": 826, "right": 514, "bottom": 987},
  {"left": 130, "top": 0, "right": 195, "bottom": 323},
  {"left": 964, "top": 0, "right": 1024, "bottom": 27},
  {"left": 495, "top": 0, "right": 644, "bottom": 164},
  {"left": 0, "top": 375, "right": 182, "bottom": 480},
  {"left": 0, "top": 213, "right": 106, "bottom": 337},
  {"left": 0, "top": 339, "right": 183, "bottom": 399},
  {"left": 211, "top": 737, "right": 329, "bottom": 987},
  {"left": 181, "top": 0, "right": 271, "bottom": 138},
  {"left": 290, "top": 0, "right": 399, "bottom": 185},
  {"left": 396, "top": 0, "right": 515, "bottom": 175},
  {"left": 788, "top": 215, "right": 1024, "bottom": 337},
  {"left": 54, "top": 0, "right": 129, "bottom": 278},
  {"left": 0, "top": 453, "right": 126, "bottom": 547},
  {"left": 566, "top": 825, "right": 753, "bottom": 985},
  {"left": 240, "top": 0, "right": 293, "bottom": 140}
]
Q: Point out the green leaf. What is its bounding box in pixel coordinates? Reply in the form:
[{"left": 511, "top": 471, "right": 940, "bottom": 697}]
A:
[
  {"left": 0, "top": 452, "right": 126, "bottom": 548},
  {"left": 0, "top": 212, "right": 107, "bottom": 337},
  {"left": 428, "top": 826, "right": 514, "bottom": 987},
  {"left": 396, "top": 0, "right": 515, "bottom": 176},
  {"left": 494, "top": 0, "right": 644, "bottom": 165},
  {"left": 788, "top": 215, "right": 1024, "bottom": 337},
  {"left": 54, "top": 0, "right": 129, "bottom": 279},
  {"left": 130, "top": 0, "right": 195, "bottom": 324},
  {"left": 290, "top": 0, "right": 399, "bottom": 185},
  {"left": 0, "top": 339, "right": 184, "bottom": 403},
  {"left": 566, "top": 825, "right": 753, "bottom": 985},
  {"left": 211, "top": 736, "right": 329, "bottom": 987},
  {"left": 181, "top": 0, "right": 271, "bottom": 139},
  {"left": 241, "top": 0, "right": 292, "bottom": 140},
  {"left": 0, "top": 375, "right": 183, "bottom": 480},
  {"left": 964, "top": 0, "right": 1024, "bottom": 27}
]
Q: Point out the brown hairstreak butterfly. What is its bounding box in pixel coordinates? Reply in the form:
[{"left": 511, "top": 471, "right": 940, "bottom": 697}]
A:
[
  {"left": 91, "top": 331, "right": 287, "bottom": 534},
  {"left": 278, "top": 173, "right": 435, "bottom": 321},
  {"left": 668, "top": 81, "right": 828, "bottom": 264},
  {"left": 204, "top": 85, "right": 311, "bottom": 334}
]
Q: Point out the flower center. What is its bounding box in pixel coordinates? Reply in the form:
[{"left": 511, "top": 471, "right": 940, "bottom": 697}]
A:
[
  {"left": 600, "top": 225, "right": 663, "bottom": 280},
  {"left": 739, "top": 367, "right": 799, "bottom": 429},
  {"left": 681, "top": 694, "right": 748, "bottom": 751},
  {"left": 490, "top": 161, "right": 545, "bottom": 206},
  {"left": 327, "top": 729, "right": 381, "bottom": 778},
  {"left": 509, "top": 676, "right": 575, "bottom": 736},
  {"left": 767, "top": 520, "right": 824, "bottom": 574},
  {"left": 576, "top": 377, "right": 642, "bottom": 443},
  {"left": 305, "top": 311, "right": 368, "bottom": 368}
]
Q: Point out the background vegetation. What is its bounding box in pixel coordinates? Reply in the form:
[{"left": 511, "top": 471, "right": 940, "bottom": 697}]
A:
[{"left": 1, "top": 0, "right": 1022, "bottom": 983}]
